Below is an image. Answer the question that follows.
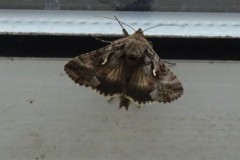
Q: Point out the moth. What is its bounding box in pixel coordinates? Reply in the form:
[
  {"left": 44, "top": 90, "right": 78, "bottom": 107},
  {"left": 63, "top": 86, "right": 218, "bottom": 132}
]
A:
[{"left": 64, "top": 17, "right": 183, "bottom": 110}]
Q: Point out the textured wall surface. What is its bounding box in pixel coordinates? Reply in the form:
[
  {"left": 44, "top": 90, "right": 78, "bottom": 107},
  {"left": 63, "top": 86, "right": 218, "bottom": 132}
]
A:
[{"left": 0, "top": 58, "right": 240, "bottom": 160}]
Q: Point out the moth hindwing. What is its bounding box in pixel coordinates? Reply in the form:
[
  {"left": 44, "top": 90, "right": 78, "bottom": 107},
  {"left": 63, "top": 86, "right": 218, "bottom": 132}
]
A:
[{"left": 65, "top": 28, "right": 183, "bottom": 110}]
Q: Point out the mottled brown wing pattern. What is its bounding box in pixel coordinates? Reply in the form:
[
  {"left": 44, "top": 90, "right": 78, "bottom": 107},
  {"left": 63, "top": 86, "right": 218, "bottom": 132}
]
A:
[
  {"left": 125, "top": 63, "right": 154, "bottom": 104},
  {"left": 150, "top": 52, "right": 183, "bottom": 103},
  {"left": 153, "top": 64, "right": 183, "bottom": 103},
  {"left": 65, "top": 27, "right": 183, "bottom": 109},
  {"left": 126, "top": 57, "right": 183, "bottom": 105},
  {"left": 64, "top": 39, "right": 127, "bottom": 96}
]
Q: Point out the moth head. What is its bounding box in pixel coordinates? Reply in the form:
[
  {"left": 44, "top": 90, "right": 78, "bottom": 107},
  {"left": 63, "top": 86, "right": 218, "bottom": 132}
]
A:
[
  {"left": 131, "top": 28, "right": 150, "bottom": 44},
  {"left": 125, "top": 41, "right": 142, "bottom": 64},
  {"left": 135, "top": 28, "right": 143, "bottom": 34},
  {"left": 133, "top": 28, "right": 144, "bottom": 37},
  {"left": 126, "top": 28, "right": 149, "bottom": 64}
]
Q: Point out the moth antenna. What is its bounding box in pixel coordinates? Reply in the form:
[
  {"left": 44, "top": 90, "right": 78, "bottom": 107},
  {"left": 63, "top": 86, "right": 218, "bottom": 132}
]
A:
[
  {"left": 113, "top": 16, "right": 129, "bottom": 36},
  {"left": 143, "top": 24, "right": 184, "bottom": 32},
  {"left": 95, "top": 15, "right": 136, "bottom": 34}
]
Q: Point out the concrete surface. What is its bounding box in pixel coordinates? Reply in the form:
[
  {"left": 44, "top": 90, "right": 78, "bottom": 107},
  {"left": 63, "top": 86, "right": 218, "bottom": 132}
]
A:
[{"left": 0, "top": 58, "right": 240, "bottom": 160}]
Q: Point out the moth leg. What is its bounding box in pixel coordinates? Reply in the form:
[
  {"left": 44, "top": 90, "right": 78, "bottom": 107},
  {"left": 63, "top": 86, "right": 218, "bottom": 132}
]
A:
[
  {"left": 90, "top": 35, "right": 112, "bottom": 44},
  {"left": 163, "top": 60, "right": 176, "bottom": 66},
  {"left": 107, "top": 97, "right": 114, "bottom": 103}
]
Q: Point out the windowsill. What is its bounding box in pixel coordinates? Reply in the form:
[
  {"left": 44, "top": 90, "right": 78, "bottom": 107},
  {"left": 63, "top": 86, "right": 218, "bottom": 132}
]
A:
[{"left": 1, "top": 9, "right": 240, "bottom": 38}]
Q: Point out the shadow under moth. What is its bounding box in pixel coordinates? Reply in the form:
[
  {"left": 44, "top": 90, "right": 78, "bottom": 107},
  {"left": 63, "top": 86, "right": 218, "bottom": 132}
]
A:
[{"left": 64, "top": 17, "right": 183, "bottom": 110}]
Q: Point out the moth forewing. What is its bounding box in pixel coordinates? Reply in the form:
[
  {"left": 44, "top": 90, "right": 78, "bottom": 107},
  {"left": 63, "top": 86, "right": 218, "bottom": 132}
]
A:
[{"left": 64, "top": 24, "right": 183, "bottom": 110}]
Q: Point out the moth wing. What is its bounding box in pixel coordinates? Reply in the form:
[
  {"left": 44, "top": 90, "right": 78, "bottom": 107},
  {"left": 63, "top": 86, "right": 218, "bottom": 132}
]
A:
[
  {"left": 150, "top": 60, "right": 183, "bottom": 103},
  {"left": 64, "top": 43, "right": 126, "bottom": 96},
  {"left": 125, "top": 64, "right": 154, "bottom": 104},
  {"left": 126, "top": 57, "right": 183, "bottom": 104}
]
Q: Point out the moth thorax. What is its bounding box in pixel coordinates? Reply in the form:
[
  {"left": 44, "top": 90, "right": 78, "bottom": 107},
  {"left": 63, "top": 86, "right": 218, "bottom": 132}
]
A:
[{"left": 126, "top": 50, "right": 141, "bottom": 64}]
